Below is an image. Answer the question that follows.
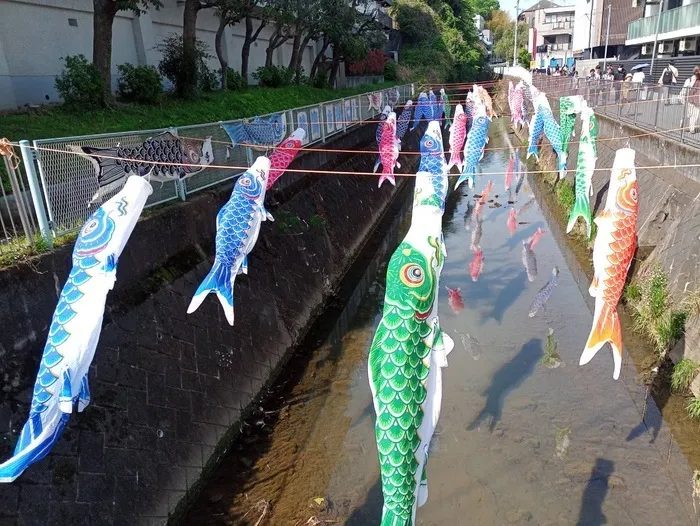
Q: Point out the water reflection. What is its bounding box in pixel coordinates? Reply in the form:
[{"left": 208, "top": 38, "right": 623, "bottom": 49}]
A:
[
  {"left": 576, "top": 458, "right": 615, "bottom": 526},
  {"left": 467, "top": 338, "right": 543, "bottom": 431}
]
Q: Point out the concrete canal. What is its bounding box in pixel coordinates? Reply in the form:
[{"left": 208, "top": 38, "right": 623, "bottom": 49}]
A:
[{"left": 183, "top": 117, "right": 696, "bottom": 525}]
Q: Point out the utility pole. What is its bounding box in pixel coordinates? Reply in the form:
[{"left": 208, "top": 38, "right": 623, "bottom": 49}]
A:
[
  {"left": 513, "top": 0, "right": 520, "bottom": 66},
  {"left": 587, "top": 0, "right": 595, "bottom": 60},
  {"left": 603, "top": 4, "right": 611, "bottom": 70},
  {"left": 650, "top": 0, "right": 664, "bottom": 78}
]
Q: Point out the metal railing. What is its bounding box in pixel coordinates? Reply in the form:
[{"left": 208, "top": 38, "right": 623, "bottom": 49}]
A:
[
  {"left": 0, "top": 150, "right": 39, "bottom": 257},
  {"left": 530, "top": 75, "right": 700, "bottom": 149},
  {"left": 16, "top": 83, "right": 413, "bottom": 241}
]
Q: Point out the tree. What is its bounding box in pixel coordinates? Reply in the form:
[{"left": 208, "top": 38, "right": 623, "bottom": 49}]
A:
[
  {"left": 214, "top": 0, "right": 245, "bottom": 90},
  {"left": 485, "top": 9, "right": 512, "bottom": 46},
  {"left": 492, "top": 21, "right": 528, "bottom": 63},
  {"left": 468, "top": 0, "right": 498, "bottom": 19},
  {"left": 241, "top": 10, "right": 267, "bottom": 81},
  {"left": 181, "top": 0, "right": 217, "bottom": 98},
  {"left": 92, "top": 0, "right": 162, "bottom": 102},
  {"left": 518, "top": 47, "right": 531, "bottom": 67}
]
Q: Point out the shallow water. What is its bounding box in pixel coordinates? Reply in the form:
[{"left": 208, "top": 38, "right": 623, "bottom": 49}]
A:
[{"left": 187, "top": 119, "right": 696, "bottom": 525}]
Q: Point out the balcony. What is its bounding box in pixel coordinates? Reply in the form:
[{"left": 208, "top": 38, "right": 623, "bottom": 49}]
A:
[
  {"left": 627, "top": 3, "right": 700, "bottom": 43},
  {"left": 539, "top": 21, "right": 574, "bottom": 37}
]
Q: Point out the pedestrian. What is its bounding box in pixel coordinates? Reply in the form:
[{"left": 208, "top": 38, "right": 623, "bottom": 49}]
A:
[
  {"left": 685, "top": 66, "right": 700, "bottom": 133},
  {"left": 622, "top": 73, "right": 633, "bottom": 114},
  {"left": 613, "top": 64, "right": 626, "bottom": 104},
  {"left": 602, "top": 66, "right": 615, "bottom": 105},
  {"left": 587, "top": 68, "right": 600, "bottom": 106},
  {"left": 658, "top": 60, "right": 679, "bottom": 105}
]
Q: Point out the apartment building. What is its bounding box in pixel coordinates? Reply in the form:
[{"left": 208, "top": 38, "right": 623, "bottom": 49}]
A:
[
  {"left": 626, "top": 0, "right": 700, "bottom": 58},
  {"left": 520, "top": 1, "right": 576, "bottom": 69}
]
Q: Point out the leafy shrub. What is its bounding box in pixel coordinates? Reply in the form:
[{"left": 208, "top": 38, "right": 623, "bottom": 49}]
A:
[
  {"left": 311, "top": 72, "right": 329, "bottom": 89},
  {"left": 348, "top": 49, "right": 388, "bottom": 76},
  {"left": 222, "top": 68, "right": 247, "bottom": 91},
  {"left": 394, "top": 0, "right": 440, "bottom": 45},
  {"left": 156, "top": 33, "right": 215, "bottom": 97},
  {"left": 116, "top": 63, "right": 162, "bottom": 104},
  {"left": 55, "top": 55, "right": 105, "bottom": 108},
  {"left": 252, "top": 65, "right": 294, "bottom": 88},
  {"left": 384, "top": 60, "right": 398, "bottom": 81},
  {"left": 687, "top": 396, "right": 700, "bottom": 420},
  {"left": 198, "top": 64, "right": 219, "bottom": 92},
  {"left": 518, "top": 48, "right": 532, "bottom": 68}
]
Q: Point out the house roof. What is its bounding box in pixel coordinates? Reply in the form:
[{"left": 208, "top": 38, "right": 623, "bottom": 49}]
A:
[{"left": 521, "top": 0, "right": 560, "bottom": 13}]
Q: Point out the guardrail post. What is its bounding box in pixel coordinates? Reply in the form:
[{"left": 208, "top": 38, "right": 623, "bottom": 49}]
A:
[
  {"left": 245, "top": 145, "right": 254, "bottom": 167},
  {"left": 653, "top": 87, "right": 660, "bottom": 131},
  {"left": 343, "top": 99, "right": 348, "bottom": 133},
  {"left": 175, "top": 180, "right": 186, "bottom": 201},
  {"left": 680, "top": 95, "right": 688, "bottom": 144},
  {"left": 320, "top": 104, "right": 327, "bottom": 143},
  {"left": 3, "top": 156, "right": 35, "bottom": 244},
  {"left": 18, "top": 140, "right": 52, "bottom": 247},
  {"left": 633, "top": 87, "right": 640, "bottom": 126}
]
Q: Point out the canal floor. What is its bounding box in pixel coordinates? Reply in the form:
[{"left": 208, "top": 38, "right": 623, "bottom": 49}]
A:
[{"left": 185, "top": 119, "right": 696, "bottom": 525}]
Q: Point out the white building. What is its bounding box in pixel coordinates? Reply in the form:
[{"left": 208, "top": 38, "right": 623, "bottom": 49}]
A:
[
  {"left": 572, "top": 0, "right": 605, "bottom": 59},
  {"left": 0, "top": 0, "right": 393, "bottom": 110}
]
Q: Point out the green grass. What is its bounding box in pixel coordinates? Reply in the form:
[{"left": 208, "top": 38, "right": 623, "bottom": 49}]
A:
[
  {"left": 556, "top": 181, "right": 575, "bottom": 214},
  {"left": 628, "top": 266, "right": 687, "bottom": 358},
  {"left": 686, "top": 396, "right": 700, "bottom": 420},
  {"left": 671, "top": 359, "right": 700, "bottom": 393},
  {"left": 0, "top": 230, "right": 76, "bottom": 268},
  {"left": 0, "top": 81, "right": 399, "bottom": 142},
  {"left": 624, "top": 283, "right": 642, "bottom": 303}
]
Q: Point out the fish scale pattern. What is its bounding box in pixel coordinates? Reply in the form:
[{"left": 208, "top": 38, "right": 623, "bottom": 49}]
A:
[
  {"left": 457, "top": 114, "right": 489, "bottom": 189},
  {"left": 115, "top": 138, "right": 189, "bottom": 178},
  {"left": 369, "top": 243, "right": 435, "bottom": 525},
  {"left": 397, "top": 105, "right": 413, "bottom": 141},
  {"left": 215, "top": 178, "right": 264, "bottom": 266},
  {"left": 417, "top": 125, "right": 447, "bottom": 210}
]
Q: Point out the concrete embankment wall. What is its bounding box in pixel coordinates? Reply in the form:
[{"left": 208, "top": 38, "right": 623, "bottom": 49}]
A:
[
  {"left": 499, "top": 78, "right": 700, "bottom": 370},
  {"left": 0, "top": 112, "right": 420, "bottom": 525}
]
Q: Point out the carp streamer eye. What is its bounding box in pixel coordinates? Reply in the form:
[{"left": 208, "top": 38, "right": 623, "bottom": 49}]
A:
[
  {"left": 189, "top": 150, "right": 200, "bottom": 163},
  {"left": 631, "top": 187, "right": 638, "bottom": 201},
  {"left": 82, "top": 218, "right": 99, "bottom": 235},
  {"left": 401, "top": 263, "right": 424, "bottom": 287},
  {"left": 459, "top": 114, "right": 466, "bottom": 120},
  {"left": 239, "top": 177, "right": 251, "bottom": 187},
  {"left": 424, "top": 139, "right": 434, "bottom": 148}
]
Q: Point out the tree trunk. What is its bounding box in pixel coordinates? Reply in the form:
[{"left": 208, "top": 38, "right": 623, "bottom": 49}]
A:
[
  {"left": 329, "top": 55, "right": 340, "bottom": 87},
  {"left": 242, "top": 15, "right": 266, "bottom": 82},
  {"left": 295, "top": 34, "right": 312, "bottom": 78},
  {"left": 181, "top": 0, "right": 200, "bottom": 98},
  {"left": 92, "top": 0, "right": 118, "bottom": 103},
  {"left": 215, "top": 16, "right": 228, "bottom": 90},
  {"left": 288, "top": 27, "right": 302, "bottom": 70},
  {"left": 265, "top": 25, "right": 290, "bottom": 67},
  {"left": 310, "top": 38, "right": 329, "bottom": 79}
]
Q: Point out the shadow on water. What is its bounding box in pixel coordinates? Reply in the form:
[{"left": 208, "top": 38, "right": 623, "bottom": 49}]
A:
[
  {"left": 626, "top": 361, "right": 673, "bottom": 444},
  {"left": 485, "top": 270, "right": 529, "bottom": 324},
  {"left": 345, "top": 478, "right": 383, "bottom": 525},
  {"left": 468, "top": 338, "right": 543, "bottom": 431},
  {"left": 576, "top": 458, "right": 615, "bottom": 526}
]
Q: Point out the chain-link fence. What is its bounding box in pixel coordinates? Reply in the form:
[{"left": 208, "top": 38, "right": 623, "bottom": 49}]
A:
[
  {"left": 0, "top": 148, "right": 39, "bottom": 257},
  {"left": 529, "top": 76, "right": 700, "bottom": 149},
  {"left": 22, "top": 84, "right": 413, "bottom": 240}
]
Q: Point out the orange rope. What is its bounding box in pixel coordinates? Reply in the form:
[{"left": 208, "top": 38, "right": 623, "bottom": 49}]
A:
[{"left": 0, "top": 138, "right": 21, "bottom": 170}]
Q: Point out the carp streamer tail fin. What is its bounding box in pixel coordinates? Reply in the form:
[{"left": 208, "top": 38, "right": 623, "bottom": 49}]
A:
[
  {"left": 0, "top": 411, "right": 69, "bottom": 483},
  {"left": 566, "top": 188, "right": 592, "bottom": 238},
  {"left": 187, "top": 259, "right": 236, "bottom": 326},
  {"left": 580, "top": 301, "right": 623, "bottom": 380}
]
